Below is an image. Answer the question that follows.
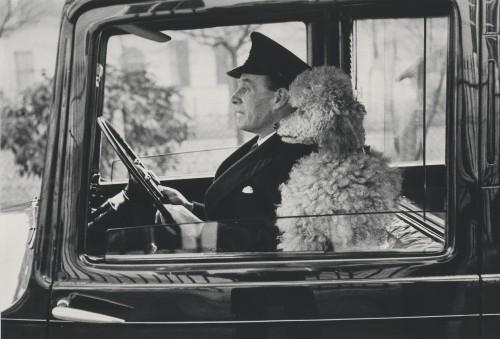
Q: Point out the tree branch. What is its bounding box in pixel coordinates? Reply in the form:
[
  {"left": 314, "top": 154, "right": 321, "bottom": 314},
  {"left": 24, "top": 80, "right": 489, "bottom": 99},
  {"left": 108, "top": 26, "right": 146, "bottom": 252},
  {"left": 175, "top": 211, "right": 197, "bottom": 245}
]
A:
[
  {"left": 0, "top": 0, "right": 45, "bottom": 39},
  {"left": 0, "top": 0, "right": 13, "bottom": 37}
]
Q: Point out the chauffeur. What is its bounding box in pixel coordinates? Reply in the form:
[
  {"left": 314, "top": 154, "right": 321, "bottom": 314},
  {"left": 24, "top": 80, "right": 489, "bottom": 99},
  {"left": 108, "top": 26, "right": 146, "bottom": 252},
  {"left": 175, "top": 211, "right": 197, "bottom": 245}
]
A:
[{"left": 158, "top": 32, "right": 313, "bottom": 251}]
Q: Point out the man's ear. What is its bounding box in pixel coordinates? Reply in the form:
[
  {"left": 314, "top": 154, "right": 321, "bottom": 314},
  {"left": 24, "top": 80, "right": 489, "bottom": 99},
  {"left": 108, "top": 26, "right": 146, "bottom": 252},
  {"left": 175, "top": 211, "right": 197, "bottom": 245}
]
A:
[{"left": 273, "top": 88, "right": 290, "bottom": 110}]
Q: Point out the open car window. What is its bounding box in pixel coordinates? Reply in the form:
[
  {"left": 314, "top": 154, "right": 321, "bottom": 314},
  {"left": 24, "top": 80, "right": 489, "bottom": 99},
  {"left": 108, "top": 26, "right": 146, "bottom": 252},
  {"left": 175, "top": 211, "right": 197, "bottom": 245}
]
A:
[
  {"left": 88, "top": 14, "right": 448, "bottom": 260},
  {"left": 99, "top": 22, "right": 307, "bottom": 181}
]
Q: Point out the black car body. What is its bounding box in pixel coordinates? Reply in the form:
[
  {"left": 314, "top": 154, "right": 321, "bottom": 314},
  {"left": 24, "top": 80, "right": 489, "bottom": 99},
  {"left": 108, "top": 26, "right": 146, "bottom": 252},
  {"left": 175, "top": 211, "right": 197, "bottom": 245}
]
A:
[{"left": 1, "top": 0, "right": 499, "bottom": 338}]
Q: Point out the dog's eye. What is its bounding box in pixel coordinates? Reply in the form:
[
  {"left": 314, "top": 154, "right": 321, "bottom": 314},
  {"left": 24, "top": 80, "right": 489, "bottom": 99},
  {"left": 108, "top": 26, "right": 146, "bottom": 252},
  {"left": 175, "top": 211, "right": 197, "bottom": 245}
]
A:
[{"left": 298, "top": 109, "right": 305, "bottom": 116}]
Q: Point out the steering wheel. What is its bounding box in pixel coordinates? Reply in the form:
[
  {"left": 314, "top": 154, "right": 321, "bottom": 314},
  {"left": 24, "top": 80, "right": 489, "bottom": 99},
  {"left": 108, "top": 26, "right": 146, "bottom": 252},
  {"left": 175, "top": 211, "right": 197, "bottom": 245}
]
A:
[{"left": 97, "top": 117, "right": 175, "bottom": 224}]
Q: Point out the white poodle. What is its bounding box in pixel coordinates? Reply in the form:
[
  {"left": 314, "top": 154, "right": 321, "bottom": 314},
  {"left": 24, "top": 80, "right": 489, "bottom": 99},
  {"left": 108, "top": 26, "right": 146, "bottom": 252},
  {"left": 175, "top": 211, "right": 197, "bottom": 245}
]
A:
[{"left": 276, "top": 65, "right": 402, "bottom": 252}]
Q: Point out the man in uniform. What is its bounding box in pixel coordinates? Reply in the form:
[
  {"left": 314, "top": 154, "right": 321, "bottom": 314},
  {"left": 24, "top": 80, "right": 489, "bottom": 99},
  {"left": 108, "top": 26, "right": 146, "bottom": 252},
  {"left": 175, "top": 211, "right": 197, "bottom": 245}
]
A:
[{"left": 158, "top": 32, "right": 312, "bottom": 251}]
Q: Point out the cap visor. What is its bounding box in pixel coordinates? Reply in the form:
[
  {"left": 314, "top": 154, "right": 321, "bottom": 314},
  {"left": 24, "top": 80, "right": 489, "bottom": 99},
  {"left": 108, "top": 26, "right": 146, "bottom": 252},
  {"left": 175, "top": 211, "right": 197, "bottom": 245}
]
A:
[
  {"left": 226, "top": 63, "right": 273, "bottom": 79},
  {"left": 226, "top": 66, "right": 245, "bottom": 78}
]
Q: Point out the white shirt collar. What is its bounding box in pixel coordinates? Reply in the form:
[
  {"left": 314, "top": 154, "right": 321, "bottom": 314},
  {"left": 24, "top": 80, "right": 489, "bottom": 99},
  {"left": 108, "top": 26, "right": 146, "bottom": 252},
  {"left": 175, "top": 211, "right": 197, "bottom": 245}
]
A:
[{"left": 257, "top": 131, "right": 276, "bottom": 146}]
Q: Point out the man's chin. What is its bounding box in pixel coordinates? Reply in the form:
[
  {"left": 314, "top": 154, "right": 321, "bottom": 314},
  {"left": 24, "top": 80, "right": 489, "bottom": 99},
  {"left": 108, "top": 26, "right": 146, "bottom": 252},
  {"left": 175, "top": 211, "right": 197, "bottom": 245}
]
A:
[{"left": 235, "top": 114, "right": 247, "bottom": 130}]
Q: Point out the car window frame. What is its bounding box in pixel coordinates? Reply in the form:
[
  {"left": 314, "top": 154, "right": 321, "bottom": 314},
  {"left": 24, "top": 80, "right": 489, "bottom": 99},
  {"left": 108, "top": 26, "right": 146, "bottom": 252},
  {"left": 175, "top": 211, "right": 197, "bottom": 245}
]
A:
[{"left": 81, "top": 0, "right": 456, "bottom": 268}]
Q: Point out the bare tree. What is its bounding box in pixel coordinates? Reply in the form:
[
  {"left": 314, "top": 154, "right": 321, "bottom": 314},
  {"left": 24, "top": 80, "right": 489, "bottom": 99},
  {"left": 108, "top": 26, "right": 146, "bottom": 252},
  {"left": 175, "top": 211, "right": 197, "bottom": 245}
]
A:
[
  {"left": 0, "top": 0, "right": 45, "bottom": 38},
  {"left": 180, "top": 25, "right": 259, "bottom": 71}
]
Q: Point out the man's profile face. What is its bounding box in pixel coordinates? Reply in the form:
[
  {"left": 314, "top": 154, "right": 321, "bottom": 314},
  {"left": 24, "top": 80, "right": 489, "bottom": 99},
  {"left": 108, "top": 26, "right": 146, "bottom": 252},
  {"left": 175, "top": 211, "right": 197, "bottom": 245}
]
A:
[{"left": 231, "top": 73, "right": 277, "bottom": 137}]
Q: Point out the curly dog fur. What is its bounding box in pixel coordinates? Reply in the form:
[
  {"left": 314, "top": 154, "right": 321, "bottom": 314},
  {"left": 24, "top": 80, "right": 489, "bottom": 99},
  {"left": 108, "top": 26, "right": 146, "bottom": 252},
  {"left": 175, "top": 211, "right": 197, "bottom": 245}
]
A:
[{"left": 276, "top": 66, "right": 401, "bottom": 252}]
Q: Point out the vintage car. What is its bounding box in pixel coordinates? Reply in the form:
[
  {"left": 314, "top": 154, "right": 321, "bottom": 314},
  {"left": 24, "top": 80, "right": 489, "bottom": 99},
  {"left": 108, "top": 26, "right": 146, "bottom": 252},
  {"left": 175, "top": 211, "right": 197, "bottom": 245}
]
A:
[{"left": 1, "top": 0, "right": 499, "bottom": 338}]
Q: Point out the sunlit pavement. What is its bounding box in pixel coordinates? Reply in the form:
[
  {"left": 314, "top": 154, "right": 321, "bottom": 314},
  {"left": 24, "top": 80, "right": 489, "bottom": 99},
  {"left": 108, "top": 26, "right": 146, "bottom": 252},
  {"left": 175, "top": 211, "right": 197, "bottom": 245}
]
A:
[{"left": 0, "top": 213, "right": 29, "bottom": 311}]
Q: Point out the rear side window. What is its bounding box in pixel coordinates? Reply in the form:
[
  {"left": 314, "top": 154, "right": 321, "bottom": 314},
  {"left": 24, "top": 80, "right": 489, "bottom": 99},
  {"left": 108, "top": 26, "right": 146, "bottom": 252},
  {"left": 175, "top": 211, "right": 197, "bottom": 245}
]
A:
[
  {"left": 352, "top": 16, "right": 448, "bottom": 250},
  {"left": 353, "top": 17, "right": 447, "bottom": 165}
]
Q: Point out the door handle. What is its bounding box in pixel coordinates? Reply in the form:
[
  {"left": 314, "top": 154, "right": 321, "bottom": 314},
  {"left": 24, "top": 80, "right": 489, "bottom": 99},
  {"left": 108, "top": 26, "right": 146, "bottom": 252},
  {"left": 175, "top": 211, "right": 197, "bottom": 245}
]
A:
[{"left": 52, "top": 298, "right": 125, "bottom": 323}]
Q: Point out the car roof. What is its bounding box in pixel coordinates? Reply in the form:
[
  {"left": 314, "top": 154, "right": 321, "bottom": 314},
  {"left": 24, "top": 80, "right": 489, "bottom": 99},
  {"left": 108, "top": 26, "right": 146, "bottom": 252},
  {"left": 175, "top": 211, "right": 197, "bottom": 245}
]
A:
[{"left": 64, "top": 0, "right": 312, "bottom": 20}]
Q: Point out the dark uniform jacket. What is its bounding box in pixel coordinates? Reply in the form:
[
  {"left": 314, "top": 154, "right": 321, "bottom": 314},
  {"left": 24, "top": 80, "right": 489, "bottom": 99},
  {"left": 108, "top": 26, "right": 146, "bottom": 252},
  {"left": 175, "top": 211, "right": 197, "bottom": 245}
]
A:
[{"left": 192, "top": 133, "right": 312, "bottom": 251}]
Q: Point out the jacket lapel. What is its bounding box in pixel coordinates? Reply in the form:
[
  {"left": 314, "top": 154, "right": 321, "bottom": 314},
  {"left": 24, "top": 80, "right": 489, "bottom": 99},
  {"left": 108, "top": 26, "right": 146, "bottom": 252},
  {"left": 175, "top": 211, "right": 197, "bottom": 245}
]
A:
[
  {"left": 205, "top": 134, "right": 282, "bottom": 217},
  {"left": 214, "top": 136, "right": 258, "bottom": 179}
]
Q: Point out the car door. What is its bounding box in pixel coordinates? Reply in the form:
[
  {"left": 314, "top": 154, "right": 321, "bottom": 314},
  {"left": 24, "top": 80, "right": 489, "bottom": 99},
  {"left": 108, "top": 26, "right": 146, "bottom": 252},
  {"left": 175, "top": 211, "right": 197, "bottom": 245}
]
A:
[
  {"left": 480, "top": 0, "right": 500, "bottom": 337},
  {"left": 45, "top": 0, "right": 482, "bottom": 338}
]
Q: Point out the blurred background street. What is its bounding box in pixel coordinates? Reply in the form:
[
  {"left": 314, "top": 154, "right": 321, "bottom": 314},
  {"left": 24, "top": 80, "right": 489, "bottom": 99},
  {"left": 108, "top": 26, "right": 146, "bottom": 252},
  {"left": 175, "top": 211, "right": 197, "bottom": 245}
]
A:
[
  {"left": 1, "top": 0, "right": 62, "bottom": 206},
  {"left": 0, "top": 0, "right": 63, "bottom": 311}
]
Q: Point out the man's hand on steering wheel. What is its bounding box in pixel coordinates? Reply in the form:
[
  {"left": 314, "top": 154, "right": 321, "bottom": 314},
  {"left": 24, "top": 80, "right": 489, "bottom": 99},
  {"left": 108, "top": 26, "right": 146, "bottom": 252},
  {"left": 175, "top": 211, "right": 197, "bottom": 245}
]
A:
[
  {"left": 88, "top": 174, "right": 158, "bottom": 230},
  {"left": 90, "top": 117, "right": 176, "bottom": 227},
  {"left": 158, "top": 186, "right": 194, "bottom": 212}
]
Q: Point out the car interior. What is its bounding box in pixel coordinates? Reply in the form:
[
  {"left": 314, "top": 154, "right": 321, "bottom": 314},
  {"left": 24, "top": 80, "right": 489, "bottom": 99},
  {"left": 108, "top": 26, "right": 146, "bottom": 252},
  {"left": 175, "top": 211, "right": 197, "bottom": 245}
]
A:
[{"left": 84, "top": 5, "right": 449, "bottom": 260}]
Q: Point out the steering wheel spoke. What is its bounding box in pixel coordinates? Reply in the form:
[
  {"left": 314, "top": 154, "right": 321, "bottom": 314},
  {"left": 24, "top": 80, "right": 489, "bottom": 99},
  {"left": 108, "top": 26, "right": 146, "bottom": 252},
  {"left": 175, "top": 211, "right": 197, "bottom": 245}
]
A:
[{"left": 97, "top": 117, "right": 175, "bottom": 224}]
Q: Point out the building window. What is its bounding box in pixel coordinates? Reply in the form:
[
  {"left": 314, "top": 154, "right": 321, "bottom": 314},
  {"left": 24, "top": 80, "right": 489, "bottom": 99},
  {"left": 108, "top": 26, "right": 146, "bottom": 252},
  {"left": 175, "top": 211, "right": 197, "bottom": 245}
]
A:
[
  {"left": 169, "top": 40, "right": 191, "bottom": 87},
  {"left": 14, "top": 51, "right": 34, "bottom": 92}
]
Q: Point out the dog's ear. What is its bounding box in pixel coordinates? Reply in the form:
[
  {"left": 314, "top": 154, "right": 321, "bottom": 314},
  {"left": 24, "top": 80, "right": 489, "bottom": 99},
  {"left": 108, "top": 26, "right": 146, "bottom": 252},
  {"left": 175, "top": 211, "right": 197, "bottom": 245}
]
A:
[
  {"left": 324, "top": 97, "right": 366, "bottom": 153},
  {"left": 344, "top": 100, "right": 367, "bottom": 147},
  {"left": 321, "top": 90, "right": 344, "bottom": 151},
  {"left": 327, "top": 90, "right": 341, "bottom": 118}
]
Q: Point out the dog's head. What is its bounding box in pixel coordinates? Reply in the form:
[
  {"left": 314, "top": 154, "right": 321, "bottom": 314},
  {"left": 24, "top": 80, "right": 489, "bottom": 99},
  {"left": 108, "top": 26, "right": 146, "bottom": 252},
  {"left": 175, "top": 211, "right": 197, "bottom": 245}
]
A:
[{"left": 277, "top": 66, "right": 366, "bottom": 154}]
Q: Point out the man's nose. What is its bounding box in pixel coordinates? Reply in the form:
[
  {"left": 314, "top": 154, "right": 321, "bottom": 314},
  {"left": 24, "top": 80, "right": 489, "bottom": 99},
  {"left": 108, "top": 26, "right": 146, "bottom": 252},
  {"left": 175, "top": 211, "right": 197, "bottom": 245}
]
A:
[{"left": 231, "top": 92, "right": 241, "bottom": 105}]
